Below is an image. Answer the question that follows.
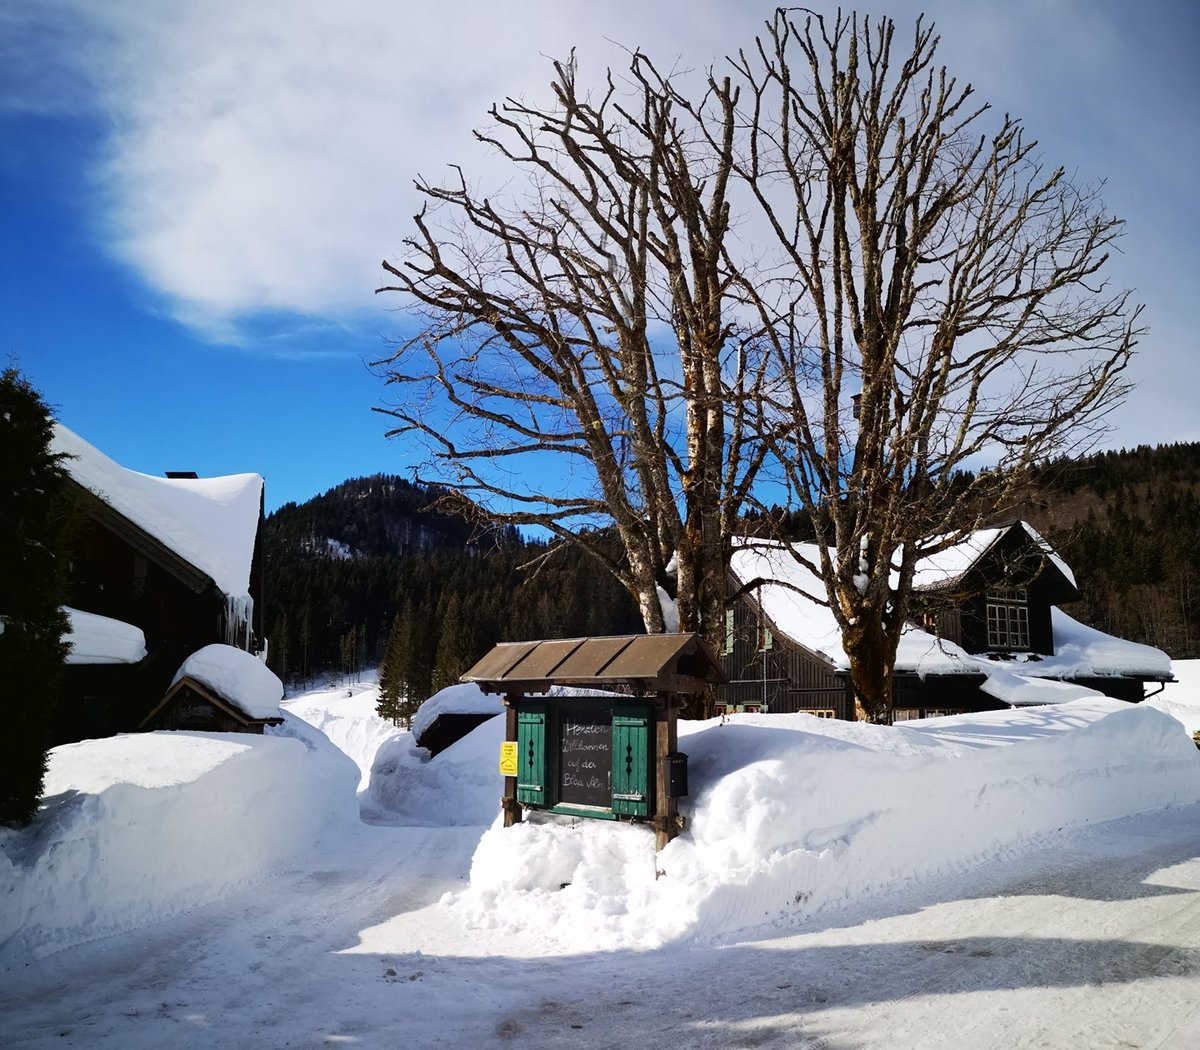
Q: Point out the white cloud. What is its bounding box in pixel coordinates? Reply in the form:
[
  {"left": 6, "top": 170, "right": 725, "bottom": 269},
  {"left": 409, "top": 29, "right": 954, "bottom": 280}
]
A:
[{"left": 4, "top": 0, "right": 1198, "bottom": 450}]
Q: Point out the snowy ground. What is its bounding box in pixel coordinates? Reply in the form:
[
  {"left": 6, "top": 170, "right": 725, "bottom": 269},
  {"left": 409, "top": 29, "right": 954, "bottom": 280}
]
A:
[{"left": 4, "top": 667, "right": 1200, "bottom": 1048}]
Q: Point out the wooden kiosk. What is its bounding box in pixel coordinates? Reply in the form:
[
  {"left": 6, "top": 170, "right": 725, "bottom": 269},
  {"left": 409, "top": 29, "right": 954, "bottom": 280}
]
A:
[{"left": 460, "top": 634, "right": 725, "bottom": 849}]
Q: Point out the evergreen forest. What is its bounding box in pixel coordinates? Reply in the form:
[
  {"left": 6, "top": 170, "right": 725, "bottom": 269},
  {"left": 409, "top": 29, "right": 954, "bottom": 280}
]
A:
[{"left": 262, "top": 475, "right": 642, "bottom": 718}]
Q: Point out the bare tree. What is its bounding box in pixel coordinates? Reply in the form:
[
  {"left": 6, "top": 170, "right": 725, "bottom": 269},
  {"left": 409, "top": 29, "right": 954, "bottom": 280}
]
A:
[
  {"left": 374, "top": 52, "right": 772, "bottom": 659},
  {"left": 376, "top": 11, "right": 1140, "bottom": 724},
  {"left": 727, "top": 10, "right": 1141, "bottom": 720}
]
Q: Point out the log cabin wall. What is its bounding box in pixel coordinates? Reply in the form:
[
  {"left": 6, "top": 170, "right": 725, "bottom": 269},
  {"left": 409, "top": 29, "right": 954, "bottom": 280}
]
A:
[{"left": 718, "top": 582, "right": 852, "bottom": 718}]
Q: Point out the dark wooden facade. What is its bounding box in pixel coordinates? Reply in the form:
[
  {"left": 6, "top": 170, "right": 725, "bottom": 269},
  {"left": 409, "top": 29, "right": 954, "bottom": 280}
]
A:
[
  {"left": 718, "top": 581, "right": 852, "bottom": 718},
  {"left": 56, "top": 477, "right": 265, "bottom": 744},
  {"left": 929, "top": 524, "right": 1077, "bottom": 658}
]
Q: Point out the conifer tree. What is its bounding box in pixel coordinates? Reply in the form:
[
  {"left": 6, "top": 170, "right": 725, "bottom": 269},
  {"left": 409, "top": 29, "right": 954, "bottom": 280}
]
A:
[
  {"left": 0, "top": 368, "right": 70, "bottom": 826},
  {"left": 431, "top": 593, "right": 472, "bottom": 694},
  {"left": 376, "top": 616, "right": 405, "bottom": 726},
  {"left": 394, "top": 599, "right": 431, "bottom": 726}
]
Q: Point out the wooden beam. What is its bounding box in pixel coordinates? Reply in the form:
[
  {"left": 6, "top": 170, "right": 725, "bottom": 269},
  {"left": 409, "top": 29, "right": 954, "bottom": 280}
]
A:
[{"left": 501, "top": 697, "right": 522, "bottom": 828}]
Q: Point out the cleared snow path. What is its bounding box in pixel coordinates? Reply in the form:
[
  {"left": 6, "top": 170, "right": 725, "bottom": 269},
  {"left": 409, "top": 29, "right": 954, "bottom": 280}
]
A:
[{"left": 4, "top": 806, "right": 1200, "bottom": 1049}]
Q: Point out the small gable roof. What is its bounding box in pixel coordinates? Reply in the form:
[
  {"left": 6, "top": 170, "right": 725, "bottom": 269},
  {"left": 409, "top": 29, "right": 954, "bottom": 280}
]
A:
[
  {"left": 52, "top": 424, "right": 263, "bottom": 601},
  {"left": 462, "top": 634, "right": 725, "bottom": 695},
  {"left": 168, "top": 644, "right": 284, "bottom": 720}
]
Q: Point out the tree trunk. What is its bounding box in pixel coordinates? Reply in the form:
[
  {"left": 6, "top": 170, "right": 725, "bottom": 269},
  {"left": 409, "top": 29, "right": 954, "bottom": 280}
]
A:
[{"left": 842, "top": 614, "right": 896, "bottom": 723}]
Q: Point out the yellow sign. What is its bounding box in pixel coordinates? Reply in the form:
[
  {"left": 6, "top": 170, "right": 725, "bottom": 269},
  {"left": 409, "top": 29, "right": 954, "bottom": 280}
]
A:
[{"left": 499, "top": 741, "right": 519, "bottom": 777}]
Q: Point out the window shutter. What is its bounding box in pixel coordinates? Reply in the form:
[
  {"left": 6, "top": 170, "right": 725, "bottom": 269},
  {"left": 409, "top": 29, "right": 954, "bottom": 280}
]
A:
[
  {"left": 611, "top": 704, "right": 652, "bottom": 817},
  {"left": 516, "top": 705, "right": 548, "bottom": 805}
]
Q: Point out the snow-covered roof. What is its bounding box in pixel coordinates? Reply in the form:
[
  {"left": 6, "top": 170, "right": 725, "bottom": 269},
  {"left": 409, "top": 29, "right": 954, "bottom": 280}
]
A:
[
  {"left": 64, "top": 607, "right": 147, "bottom": 665},
  {"left": 912, "top": 521, "right": 1076, "bottom": 591},
  {"left": 730, "top": 541, "right": 970, "bottom": 676},
  {"left": 412, "top": 684, "right": 504, "bottom": 741},
  {"left": 411, "top": 682, "right": 622, "bottom": 742},
  {"left": 51, "top": 424, "right": 263, "bottom": 601},
  {"left": 729, "top": 536, "right": 1170, "bottom": 683},
  {"left": 979, "top": 670, "right": 1106, "bottom": 707},
  {"left": 170, "top": 644, "right": 283, "bottom": 721}
]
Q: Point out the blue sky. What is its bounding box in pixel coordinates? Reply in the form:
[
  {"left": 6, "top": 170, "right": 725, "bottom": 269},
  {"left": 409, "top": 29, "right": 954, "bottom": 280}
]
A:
[{"left": 3, "top": 1, "right": 1197, "bottom": 513}]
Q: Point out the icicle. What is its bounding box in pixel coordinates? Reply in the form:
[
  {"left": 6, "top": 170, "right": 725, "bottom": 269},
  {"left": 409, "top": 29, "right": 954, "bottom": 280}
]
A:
[{"left": 223, "top": 593, "right": 254, "bottom": 650}]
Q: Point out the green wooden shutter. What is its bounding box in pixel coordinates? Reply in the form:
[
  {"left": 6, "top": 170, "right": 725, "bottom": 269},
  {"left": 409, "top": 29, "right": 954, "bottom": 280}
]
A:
[
  {"left": 611, "top": 704, "right": 652, "bottom": 817},
  {"left": 516, "top": 705, "right": 548, "bottom": 805}
]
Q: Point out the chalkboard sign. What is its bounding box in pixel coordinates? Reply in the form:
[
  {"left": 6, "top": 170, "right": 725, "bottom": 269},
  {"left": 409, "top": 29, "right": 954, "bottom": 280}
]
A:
[{"left": 558, "top": 710, "right": 612, "bottom": 808}]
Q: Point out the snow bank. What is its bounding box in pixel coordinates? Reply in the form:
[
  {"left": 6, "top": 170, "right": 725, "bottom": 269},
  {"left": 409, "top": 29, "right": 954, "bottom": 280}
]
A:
[
  {"left": 363, "top": 716, "right": 506, "bottom": 826},
  {"left": 449, "top": 699, "right": 1200, "bottom": 951},
  {"left": 0, "top": 716, "right": 358, "bottom": 964},
  {"left": 63, "top": 607, "right": 147, "bottom": 665},
  {"left": 171, "top": 643, "right": 283, "bottom": 720},
  {"left": 280, "top": 673, "right": 400, "bottom": 789}
]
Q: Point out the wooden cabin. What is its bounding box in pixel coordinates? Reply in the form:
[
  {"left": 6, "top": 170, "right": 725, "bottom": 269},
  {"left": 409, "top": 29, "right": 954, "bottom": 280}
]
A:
[
  {"left": 719, "top": 522, "right": 1173, "bottom": 720},
  {"left": 51, "top": 425, "right": 266, "bottom": 743},
  {"left": 139, "top": 644, "right": 285, "bottom": 735},
  {"left": 415, "top": 711, "right": 502, "bottom": 756}
]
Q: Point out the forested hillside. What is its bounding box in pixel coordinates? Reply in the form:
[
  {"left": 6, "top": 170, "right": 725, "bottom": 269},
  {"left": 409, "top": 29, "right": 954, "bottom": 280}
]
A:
[
  {"left": 261, "top": 475, "right": 641, "bottom": 693},
  {"left": 263, "top": 444, "right": 1200, "bottom": 701},
  {"left": 1028, "top": 443, "right": 1200, "bottom": 660}
]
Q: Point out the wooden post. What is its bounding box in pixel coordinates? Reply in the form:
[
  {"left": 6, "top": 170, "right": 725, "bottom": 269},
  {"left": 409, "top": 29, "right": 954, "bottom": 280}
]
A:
[
  {"left": 654, "top": 696, "right": 680, "bottom": 850},
  {"left": 502, "top": 698, "right": 522, "bottom": 828}
]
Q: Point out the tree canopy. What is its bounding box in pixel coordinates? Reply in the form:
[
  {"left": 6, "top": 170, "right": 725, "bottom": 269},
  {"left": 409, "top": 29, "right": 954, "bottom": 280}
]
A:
[
  {"left": 0, "top": 367, "right": 71, "bottom": 825},
  {"left": 375, "top": 9, "right": 1140, "bottom": 720}
]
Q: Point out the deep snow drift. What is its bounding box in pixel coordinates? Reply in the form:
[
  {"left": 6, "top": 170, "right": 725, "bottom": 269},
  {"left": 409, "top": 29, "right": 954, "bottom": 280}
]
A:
[
  {"left": 451, "top": 697, "right": 1200, "bottom": 952},
  {"left": 0, "top": 714, "right": 357, "bottom": 965},
  {"left": 1149, "top": 658, "right": 1200, "bottom": 734},
  {"left": 4, "top": 670, "right": 1200, "bottom": 969}
]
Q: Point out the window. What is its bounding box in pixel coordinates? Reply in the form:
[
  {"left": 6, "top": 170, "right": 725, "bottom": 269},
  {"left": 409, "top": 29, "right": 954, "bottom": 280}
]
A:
[
  {"left": 800, "top": 709, "right": 836, "bottom": 719},
  {"left": 723, "top": 609, "right": 735, "bottom": 655},
  {"left": 986, "top": 587, "right": 1029, "bottom": 650},
  {"left": 893, "top": 707, "right": 965, "bottom": 723},
  {"left": 758, "top": 618, "right": 774, "bottom": 651}
]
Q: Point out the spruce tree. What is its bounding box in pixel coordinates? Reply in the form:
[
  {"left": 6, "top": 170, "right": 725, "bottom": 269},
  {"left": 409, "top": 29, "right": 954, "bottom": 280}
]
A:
[
  {"left": 0, "top": 368, "right": 70, "bottom": 826},
  {"left": 376, "top": 616, "right": 405, "bottom": 726},
  {"left": 395, "top": 599, "right": 431, "bottom": 726},
  {"left": 431, "top": 592, "right": 472, "bottom": 694}
]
